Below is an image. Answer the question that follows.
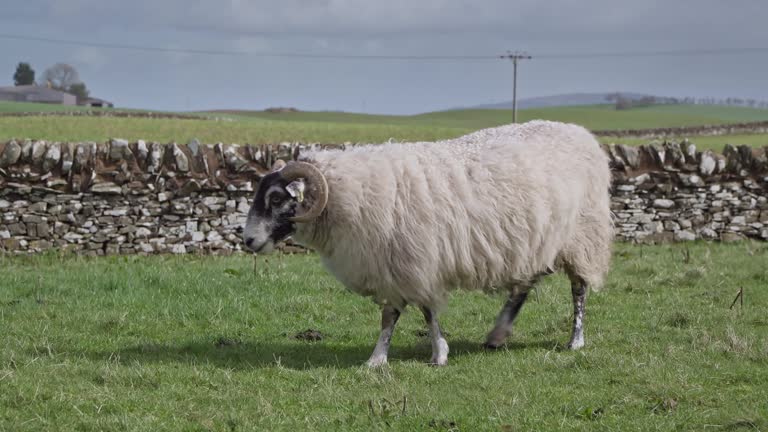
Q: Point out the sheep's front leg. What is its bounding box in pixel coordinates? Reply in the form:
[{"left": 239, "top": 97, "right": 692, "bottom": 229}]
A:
[
  {"left": 567, "top": 278, "right": 587, "bottom": 350},
  {"left": 421, "top": 307, "right": 449, "bottom": 366},
  {"left": 366, "top": 306, "right": 401, "bottom": 367}
]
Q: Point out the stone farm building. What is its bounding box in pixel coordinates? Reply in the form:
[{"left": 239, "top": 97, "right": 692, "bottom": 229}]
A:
[{"left": 0, "top": 85, "right": 77, "bottom": 105}]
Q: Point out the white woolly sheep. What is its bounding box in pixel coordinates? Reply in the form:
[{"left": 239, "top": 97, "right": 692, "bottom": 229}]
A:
[{"left": 243, "top": 120, "right": 613, "bottom": 366}]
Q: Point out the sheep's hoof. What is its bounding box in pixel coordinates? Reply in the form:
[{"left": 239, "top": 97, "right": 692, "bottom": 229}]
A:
[
  {"left": 428, "top": 358, "right": 448, "bottom": 367},
  {"left": 482, "top": 342, "right": 503, "bottom": 350},
  {"left": 366, "top": 357, "right": 388, "bottom": 368},
  {"left": 567, "top": 339, "right": 585, "bottom": 350}
]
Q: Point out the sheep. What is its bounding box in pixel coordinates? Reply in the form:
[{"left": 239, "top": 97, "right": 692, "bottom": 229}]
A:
[{"left": 243, "top": 120, "right": 613, "bottom": 367}]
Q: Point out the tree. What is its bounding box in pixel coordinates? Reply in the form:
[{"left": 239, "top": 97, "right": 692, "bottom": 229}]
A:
[
  {"left": 13, "top": 62, "right": 35, "bottom": 86},
  {"left": 42, "top": 63, "right": 80, "bottom": 90},
  {"left": 615, "top": 95, "right": 632, "bottom": 110},
  {"left": 67, "top": 82, "right": 90, "bottom": 104},
  {"left": 68, "top": 83, "right": 89, "bottom": 103}
]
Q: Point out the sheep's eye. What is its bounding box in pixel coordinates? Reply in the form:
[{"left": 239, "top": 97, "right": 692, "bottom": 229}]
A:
[{"left": 270, "top": 195, "right": 283, "bottom": 206}]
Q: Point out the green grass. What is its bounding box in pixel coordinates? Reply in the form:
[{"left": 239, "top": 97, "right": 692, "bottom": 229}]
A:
[
  {"left": 211, "top": 104, "right": 768, "bottom": 131},
  {"left": 599, "top": 134, "right": 768, "bottom": 152},
  {"left": 0, "top": 115, "right": 467, "bottom": 144},
  {"left": 1, "top": 242, "right": 766, "bottom": 431}
]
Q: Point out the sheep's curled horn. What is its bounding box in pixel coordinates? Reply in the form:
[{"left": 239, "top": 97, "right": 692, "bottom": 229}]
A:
[{"left": 279, "top": 161, "right": 329, "bottom": 223}]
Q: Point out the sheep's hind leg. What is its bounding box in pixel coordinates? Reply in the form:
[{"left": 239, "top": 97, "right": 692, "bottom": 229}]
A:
[
  {"left": 421, "top": 307, "right": 449, "bottom": 366},
  {"left": 366, "top": 306, "right": 401, "bottom": 367},
  {"left": 567, "top": 277, "right": 587, "bottom": 350},
  {"left": 483, "top": 288, "right": 529, "bottom": 349}
]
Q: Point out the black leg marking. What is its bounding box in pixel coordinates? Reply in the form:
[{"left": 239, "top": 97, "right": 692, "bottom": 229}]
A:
[
  {"left": 568, "top": 279, "right": 587, "bottom": 350},
  {"left": 421, "top": 307, "right": 449, "bottom": 366},
  {"left": 367, "top": 306, "right": 401, "bottom": 367},
  {"left": 484, "top": 290, "right": 530, "bottom": 349}
]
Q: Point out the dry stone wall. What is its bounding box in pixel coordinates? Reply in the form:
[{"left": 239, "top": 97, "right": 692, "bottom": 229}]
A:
[
  {"left": 608, "top": 140, "right": 768, "bottom": 242},
  {"left": 0, "top": 138, "right": 325, "bottom": 255},
  {"left": 0, "top": 137, "right": 766, "bottom": 255}
]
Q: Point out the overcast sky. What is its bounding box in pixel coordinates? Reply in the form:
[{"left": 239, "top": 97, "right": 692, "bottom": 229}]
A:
[{"left": 1, "top": 0, "right": 766, "bottom": 114}]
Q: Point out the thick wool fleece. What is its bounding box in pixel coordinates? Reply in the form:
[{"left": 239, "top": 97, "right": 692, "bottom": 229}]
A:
[{"left": 292, "top": 120, "right": 613, "bottom": 310}]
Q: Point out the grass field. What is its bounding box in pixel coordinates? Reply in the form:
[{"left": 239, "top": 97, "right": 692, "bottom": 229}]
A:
[
  {"left": 212, "top": 104, "right": 768, "bottom": 131},
  {"left": 1, "top": 101, "right": 768, "bottom": 150},
  {"left": 1, "top": 242, "right": 766, "bottom": 431},
  {"left": 603, "top": 134, "right": 768, "bottom": 150}
]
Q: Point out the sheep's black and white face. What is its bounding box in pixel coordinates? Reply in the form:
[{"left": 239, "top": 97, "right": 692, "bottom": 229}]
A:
[{"left": 242, "top": 172, "right": 304, "bottom": 254}]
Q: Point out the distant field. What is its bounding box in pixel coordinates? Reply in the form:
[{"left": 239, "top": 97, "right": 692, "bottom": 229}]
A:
[
  {"left": 601, "top": 134, "right": 768, "bottom": 151},
  {"left": 209, "top": 104, "right": 768, "bottom": 131},
  {"left": 0, "top": 115, "right": 468, "bottom": 144},
  {"left": 1, "top": 101, "right": 767, "bottom": 149}
]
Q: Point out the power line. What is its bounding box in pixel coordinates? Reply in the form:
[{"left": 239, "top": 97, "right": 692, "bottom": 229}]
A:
[
  {"left": 2, "top": 33, "right": 767, "bottom": 61},
  {"left": 0, "top": 33, "right": 497, "bottom": 61},
  {"left": 536, "top": 47, "right": 768, "bottom": 59}
]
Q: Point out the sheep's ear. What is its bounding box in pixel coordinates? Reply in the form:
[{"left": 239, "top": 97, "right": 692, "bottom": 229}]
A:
[{"left": 286, "top": 180, "right": 306, "bottom": 203}]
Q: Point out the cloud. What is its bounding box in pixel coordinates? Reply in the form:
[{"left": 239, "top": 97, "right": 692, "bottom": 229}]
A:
[
  {"left": 7, "top": 0, "right": 764, "bottom": 44},
  {"left": 72, "top": 47, "right": 109, "bottom": 70}
]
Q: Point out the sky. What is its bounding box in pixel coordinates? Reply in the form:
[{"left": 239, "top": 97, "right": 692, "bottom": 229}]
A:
[{"left": 1, "top": 0, "right": 766, "bottom": 114}]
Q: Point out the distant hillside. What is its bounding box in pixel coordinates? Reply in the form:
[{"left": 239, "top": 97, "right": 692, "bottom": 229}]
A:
[{"left": 458, "top": 92, "right": 655, "bottom": 110}]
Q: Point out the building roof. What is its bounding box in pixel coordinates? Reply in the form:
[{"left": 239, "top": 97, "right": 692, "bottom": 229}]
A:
[{"left": 0, "top": 85, "right": 69, "bottom": 98}]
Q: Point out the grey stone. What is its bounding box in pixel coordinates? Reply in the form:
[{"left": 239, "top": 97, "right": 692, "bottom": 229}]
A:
[
  {"left": 61, "top": 143, "right": 73, "bottom": 175},
  {"left": 674, "top": 230, "right": 696, "bottom": 241},
  {"left": 91, "top": 182, "right": 123, "bottom": 194},
  {"left": 632, "top": 173, "right": 651, "bottom": 185},
  {"left": 223, "top": 145, "right": 248, "bottom": 171},
  {"left": 63, "top": 232, "right": 83, "bottom": 242},
  {"left": 22, "top": 214, "right": 44, "bottom": 223},
  {"left": 136, "top": 140, "right": 148, "bottom": 161},
  {"left": 653, "top": 199, "right": 675, "bottom": 209},
  {"left": 20, "top": 139, "right": 33, "bottom": 162},
  {"left": 28, "top": 202, "right": 48, "bottom": 213},
  {"left": 148, "top": 142, "right": 165, "bottom": 173},
  {"left": 42, "top": 142, "right": 61, "bottom": 172},
  {"left": 110, "top": 139, "right": 130, "bottom": 161},
  {"left": 206, "top": 231, "right": 223, "bottom": 242},
  {"left": 188, "top": 138, "right": 201, "bottom": 157},
  {"left": 170, "top": 244, "right": 186, "bottom": 254},
  {"left": 138, "top": 243, "right": 154, "bottom": 253},
  {"left": 0, "top": 140, "right": 22, "bottom": 167},
  {"left": 616, "top": 144, "right": 639, "bottom": 169},
  {"left": 31, "top": 140, "right": 47, "bottom": 165},
  {"left": 171, "top": 143, "right": 189, "bottom": 172},
  {"left": 730, "top": 216, "right": 746, "bottom": 225},
  {"left": 699, "top": 151, "right": 717, "bottom": 176},
  {"left": 104, "top": 208, "right": 130, "bottom": 217}
]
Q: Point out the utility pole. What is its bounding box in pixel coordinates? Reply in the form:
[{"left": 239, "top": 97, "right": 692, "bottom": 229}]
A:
[{"left": 500, "top": 51, "right": 532, "bottom": 123}]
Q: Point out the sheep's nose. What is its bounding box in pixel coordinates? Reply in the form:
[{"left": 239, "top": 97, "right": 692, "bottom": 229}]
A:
[{"left": 244, "top": 237, "right": 257, "bottom": 250}]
